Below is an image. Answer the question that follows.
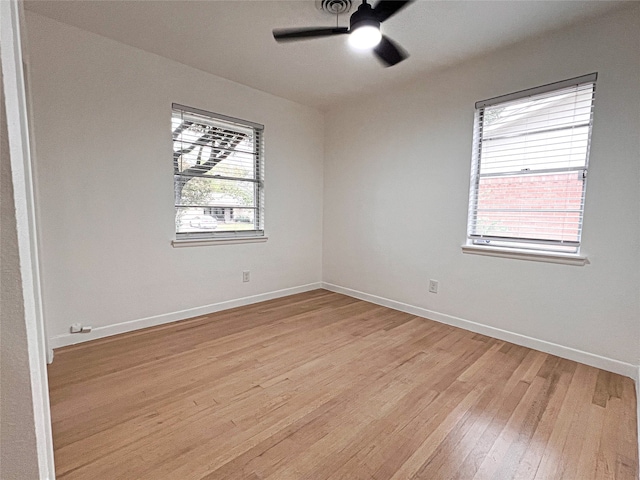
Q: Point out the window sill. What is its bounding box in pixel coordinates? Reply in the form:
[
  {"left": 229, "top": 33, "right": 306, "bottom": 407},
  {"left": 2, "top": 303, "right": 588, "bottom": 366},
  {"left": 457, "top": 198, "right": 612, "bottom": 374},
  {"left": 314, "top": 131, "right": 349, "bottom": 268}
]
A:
[
  {"left": 172, "top": 236, "right": 269, "bottom": 248},
  {"left": 461, "top": 245, "right": 589, "bottom": 266}
]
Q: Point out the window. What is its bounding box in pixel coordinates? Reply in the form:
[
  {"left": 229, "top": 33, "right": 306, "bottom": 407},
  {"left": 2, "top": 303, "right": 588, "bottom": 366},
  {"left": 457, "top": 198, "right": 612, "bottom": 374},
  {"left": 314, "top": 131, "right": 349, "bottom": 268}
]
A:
[
  {"left": 172, "top": 104, "right": 264, "bottom": 240},
  {"left": 466, "top": 73, "right": 597, "bottom": 255}
]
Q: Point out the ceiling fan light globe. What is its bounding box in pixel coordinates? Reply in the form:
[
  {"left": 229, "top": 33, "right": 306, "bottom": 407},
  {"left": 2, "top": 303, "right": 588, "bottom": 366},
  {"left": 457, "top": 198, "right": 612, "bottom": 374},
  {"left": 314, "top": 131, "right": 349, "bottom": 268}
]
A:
[{"left": 348, "top": 25, "right": 382, "bottom": 50}]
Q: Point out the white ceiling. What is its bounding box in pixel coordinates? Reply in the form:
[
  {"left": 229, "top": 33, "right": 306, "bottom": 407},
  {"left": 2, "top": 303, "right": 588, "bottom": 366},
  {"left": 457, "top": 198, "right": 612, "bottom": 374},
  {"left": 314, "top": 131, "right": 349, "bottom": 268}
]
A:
[{"left": 24, "top": 0, "right": 630, "bottom": 110}]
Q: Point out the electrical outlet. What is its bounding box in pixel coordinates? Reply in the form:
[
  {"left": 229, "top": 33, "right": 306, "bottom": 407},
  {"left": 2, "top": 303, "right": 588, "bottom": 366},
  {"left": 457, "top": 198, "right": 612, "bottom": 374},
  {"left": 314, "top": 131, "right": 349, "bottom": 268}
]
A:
[
  {"left": 428, "top": 279, "right": 439, "bottom": 294},
  {"left": 71, "top": 323, "right": 92, "bottom": 333},
  {"left": 243, "top": 271, "right": 250, "bottom": 282}
]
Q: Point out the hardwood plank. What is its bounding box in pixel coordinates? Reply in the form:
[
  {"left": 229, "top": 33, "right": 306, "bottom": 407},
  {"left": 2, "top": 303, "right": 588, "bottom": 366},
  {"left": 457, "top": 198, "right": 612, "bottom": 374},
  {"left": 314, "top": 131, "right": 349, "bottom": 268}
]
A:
[
  {"left": 526, "top": 363, "right": 596, "bottom": 479},
  {"left": 47, "top": 290, "right": 638, "bottom": 480}
]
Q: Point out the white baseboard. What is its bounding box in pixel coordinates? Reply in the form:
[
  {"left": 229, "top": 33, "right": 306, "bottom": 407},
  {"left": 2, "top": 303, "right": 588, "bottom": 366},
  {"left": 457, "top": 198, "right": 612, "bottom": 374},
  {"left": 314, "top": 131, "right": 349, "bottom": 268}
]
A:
[
  {"left": 49, "top": 282, "right": 323, "bottom": 350},
  {"left": 322, "top": 282, "right": 638, "bottom": 380},
  {"left": 49, "top": 280, "right": 638, "bottom": 382}
]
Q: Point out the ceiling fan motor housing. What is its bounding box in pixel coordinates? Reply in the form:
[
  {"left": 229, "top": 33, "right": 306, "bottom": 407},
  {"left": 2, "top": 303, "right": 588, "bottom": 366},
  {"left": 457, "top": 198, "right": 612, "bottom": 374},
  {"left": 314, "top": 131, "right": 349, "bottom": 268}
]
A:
[{"left": 350, "top": 1, "right": 381, "bottom": 32}]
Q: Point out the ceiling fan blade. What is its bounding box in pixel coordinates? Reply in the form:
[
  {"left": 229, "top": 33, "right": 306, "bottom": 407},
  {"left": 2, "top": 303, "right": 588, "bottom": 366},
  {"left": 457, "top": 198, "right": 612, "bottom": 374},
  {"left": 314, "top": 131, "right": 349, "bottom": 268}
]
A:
[
  {"left": 373, "top": 35, "right": 408, "bottom": 67},
  {"left": 273, "top": 27, "right": 349, "bottom": 42},
  {"left": 372, "top": 0, "right": 414, "bottom": 23}
]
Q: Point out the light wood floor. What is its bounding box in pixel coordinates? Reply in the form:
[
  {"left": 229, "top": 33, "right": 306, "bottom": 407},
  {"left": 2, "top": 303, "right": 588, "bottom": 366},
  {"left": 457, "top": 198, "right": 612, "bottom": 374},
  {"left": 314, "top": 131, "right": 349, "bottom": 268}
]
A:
[{"left": 48, "top": 290, "right": 638, "bottom": 479}]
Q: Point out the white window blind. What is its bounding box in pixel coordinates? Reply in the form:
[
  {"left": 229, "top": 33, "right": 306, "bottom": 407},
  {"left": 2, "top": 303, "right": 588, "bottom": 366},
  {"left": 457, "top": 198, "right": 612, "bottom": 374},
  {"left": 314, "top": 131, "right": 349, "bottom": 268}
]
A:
[
  {"left": 467, "top": 74, "right": 597, "bottom": 254},
  {"left": 172, "top": 104, "right": 264, "bottom": 239}
]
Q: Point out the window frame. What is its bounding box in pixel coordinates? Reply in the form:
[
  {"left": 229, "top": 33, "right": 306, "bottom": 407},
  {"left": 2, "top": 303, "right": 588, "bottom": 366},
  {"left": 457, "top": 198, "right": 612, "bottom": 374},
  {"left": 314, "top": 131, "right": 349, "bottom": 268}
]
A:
[
  {"left": 171, "top": 104, "right": 265, "bottom": 245},
  {"left": 464, "top": 73, "right": 597, "bottom": 262}
]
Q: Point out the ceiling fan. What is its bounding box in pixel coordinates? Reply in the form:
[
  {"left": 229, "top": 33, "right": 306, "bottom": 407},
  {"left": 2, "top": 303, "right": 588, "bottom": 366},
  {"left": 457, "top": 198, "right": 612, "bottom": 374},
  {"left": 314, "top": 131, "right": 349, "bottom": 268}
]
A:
[{"left": 273, "top": 0, "right": 414, "bottom": 67}]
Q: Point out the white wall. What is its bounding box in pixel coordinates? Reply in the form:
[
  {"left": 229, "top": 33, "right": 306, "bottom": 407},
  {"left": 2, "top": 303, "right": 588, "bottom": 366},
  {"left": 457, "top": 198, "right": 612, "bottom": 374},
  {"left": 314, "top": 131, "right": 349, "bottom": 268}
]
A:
[
  {"left": 323, "top": 5, "right": 640, "bottom": 370},
  {"left": 24, "top": 12, "right": 325, "bottom": 346}
]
